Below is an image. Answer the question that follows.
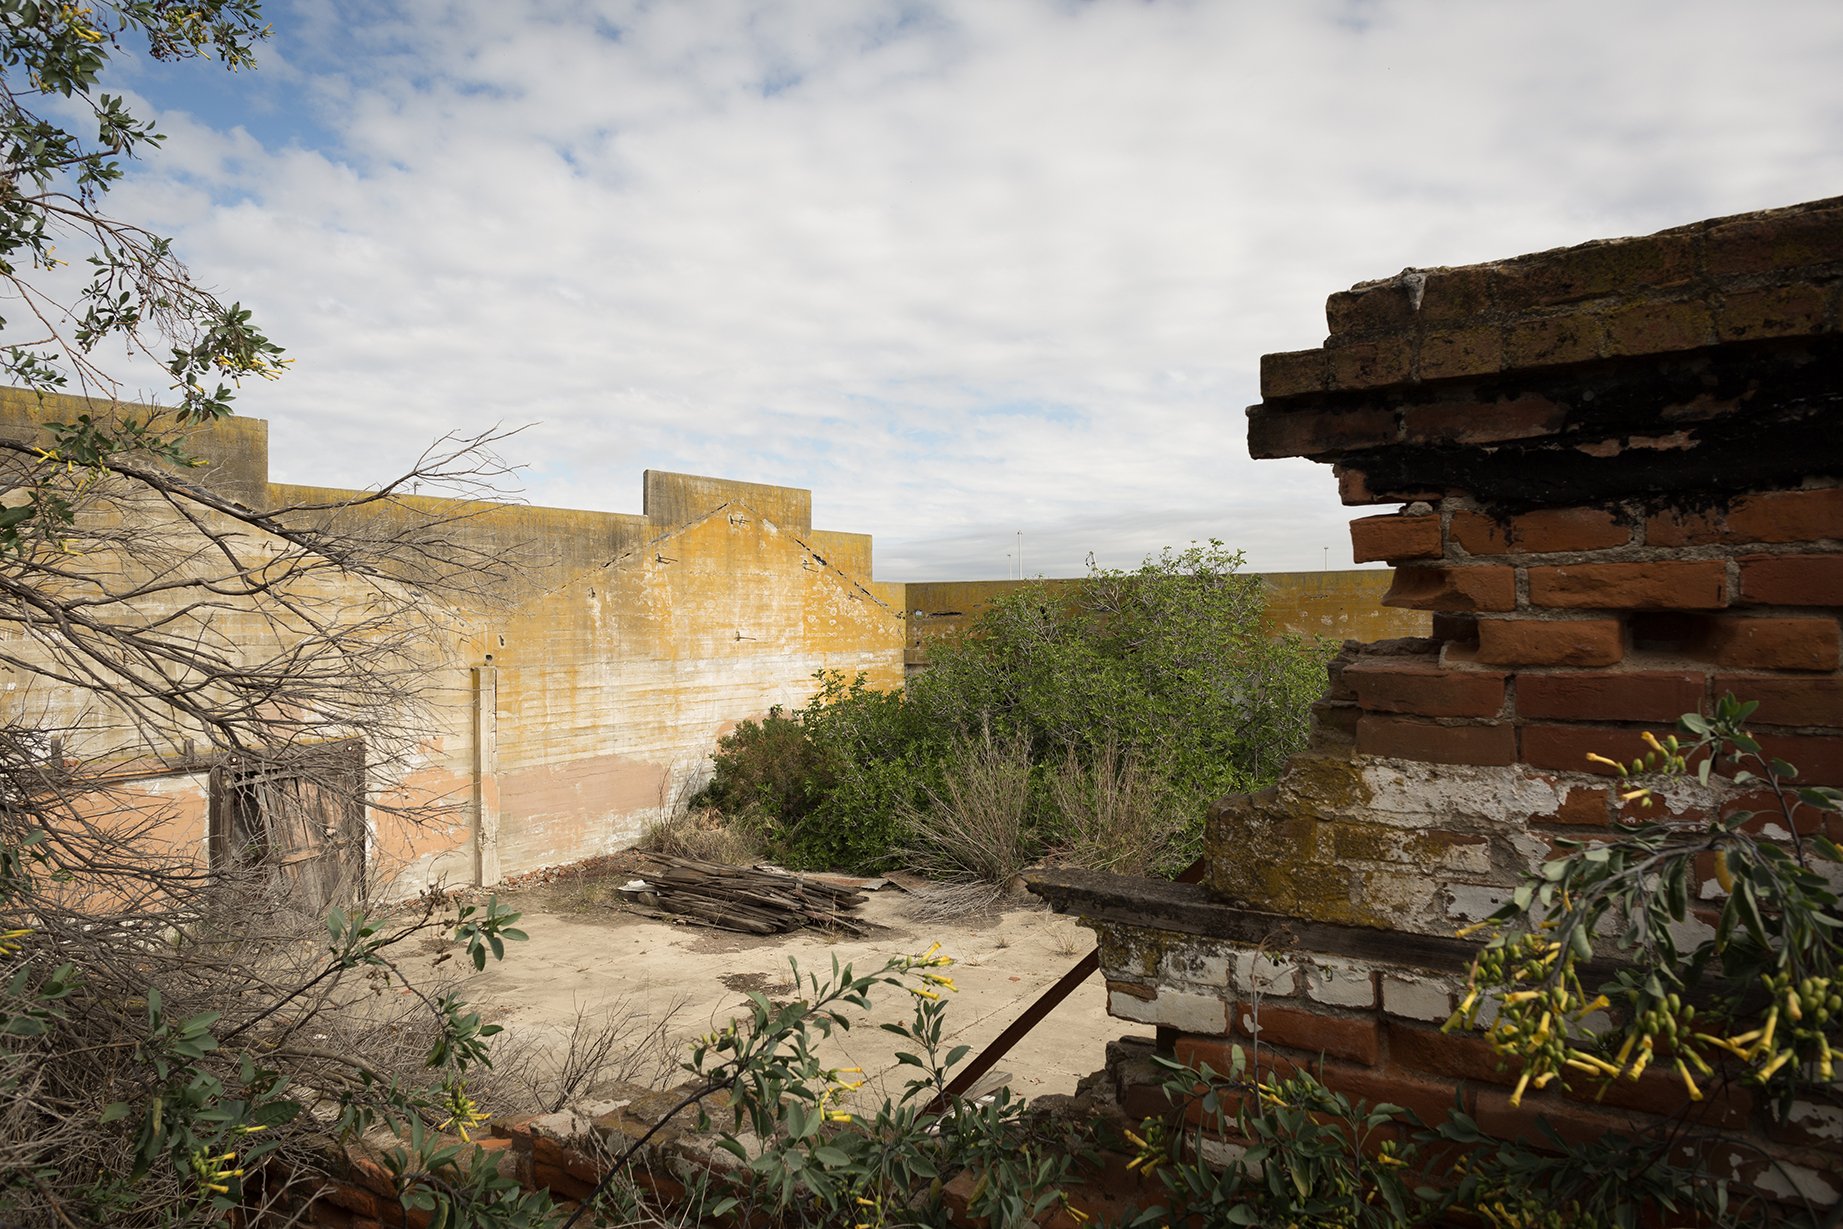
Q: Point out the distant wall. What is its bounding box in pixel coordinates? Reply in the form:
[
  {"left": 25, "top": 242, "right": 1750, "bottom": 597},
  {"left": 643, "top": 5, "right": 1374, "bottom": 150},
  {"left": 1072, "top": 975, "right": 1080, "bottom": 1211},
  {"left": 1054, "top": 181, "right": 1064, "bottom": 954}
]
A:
[{"left": 897, "top": 571, "right": 1430, "bottom": 669}]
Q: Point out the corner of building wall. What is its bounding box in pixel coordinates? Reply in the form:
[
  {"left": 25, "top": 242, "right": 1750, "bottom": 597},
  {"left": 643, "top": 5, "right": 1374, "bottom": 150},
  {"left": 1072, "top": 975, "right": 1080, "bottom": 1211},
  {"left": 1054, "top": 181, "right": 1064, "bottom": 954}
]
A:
[
  {"left": 643, "top": 469, "right": 813, "bottom": 535},
  {"left": 0, "top": 387, "right": 271, "bottom": 505}
]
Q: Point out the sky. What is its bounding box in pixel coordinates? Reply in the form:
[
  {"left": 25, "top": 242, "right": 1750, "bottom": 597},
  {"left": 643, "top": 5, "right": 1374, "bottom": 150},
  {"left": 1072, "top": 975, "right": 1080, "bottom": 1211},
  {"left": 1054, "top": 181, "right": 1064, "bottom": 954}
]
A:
[{"left": 85, "top": 0, "right": 1843, "bottom": 580}]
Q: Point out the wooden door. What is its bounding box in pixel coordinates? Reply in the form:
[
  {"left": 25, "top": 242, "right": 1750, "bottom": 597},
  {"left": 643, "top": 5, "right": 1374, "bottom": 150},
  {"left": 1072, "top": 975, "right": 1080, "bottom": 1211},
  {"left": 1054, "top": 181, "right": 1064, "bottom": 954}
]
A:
[{"left": 211, "top": 740, "right": 367, "bottom": 914}]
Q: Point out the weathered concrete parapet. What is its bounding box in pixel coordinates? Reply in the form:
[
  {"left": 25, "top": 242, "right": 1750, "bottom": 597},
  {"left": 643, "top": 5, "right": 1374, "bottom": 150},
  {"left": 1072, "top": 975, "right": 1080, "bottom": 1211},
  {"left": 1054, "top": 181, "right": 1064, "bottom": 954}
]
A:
[{"left": 1044, "top": 197, "right": 1843, "bottom": 1215}]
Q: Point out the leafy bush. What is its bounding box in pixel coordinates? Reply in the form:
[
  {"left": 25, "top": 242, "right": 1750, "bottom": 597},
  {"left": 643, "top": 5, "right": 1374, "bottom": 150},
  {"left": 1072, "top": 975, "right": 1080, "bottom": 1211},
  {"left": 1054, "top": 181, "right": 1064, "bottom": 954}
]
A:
[
  {"left": 1124, "top": 1047, "right": 1748, "bottom": 1229},
  {"left": 702, "top": 543, "right": 1333, "bottom": 874},
  {"left": 695, "top": 706, "right": 835, "bottom": 831},
  {"left": 1451, "top": 693, "right": 1843, "bottom": 1114},
  {"left": 912, "top": 541, "right": 1330, "bottom": 795},
  {"left": 561, "top": 946, "right": 1082, "bottom": 1228}
]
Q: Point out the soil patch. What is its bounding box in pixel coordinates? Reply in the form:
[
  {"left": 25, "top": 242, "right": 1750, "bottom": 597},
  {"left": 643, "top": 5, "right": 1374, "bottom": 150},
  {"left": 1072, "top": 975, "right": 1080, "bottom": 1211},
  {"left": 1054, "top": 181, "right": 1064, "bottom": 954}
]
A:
[{"left": 455, "top": 858, "right": 1148, "bottom": 1112}]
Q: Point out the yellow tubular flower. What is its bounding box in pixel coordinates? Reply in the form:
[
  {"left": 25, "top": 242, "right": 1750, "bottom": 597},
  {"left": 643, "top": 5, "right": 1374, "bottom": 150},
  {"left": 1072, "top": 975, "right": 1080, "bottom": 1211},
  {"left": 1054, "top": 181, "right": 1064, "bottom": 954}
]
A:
[
  {"left": 1509, "top": 1071, "right": 1532, "bottom": 1109},
  {"left": 1756, "top": 1049, "right": 1794, "bottom": 1081}
]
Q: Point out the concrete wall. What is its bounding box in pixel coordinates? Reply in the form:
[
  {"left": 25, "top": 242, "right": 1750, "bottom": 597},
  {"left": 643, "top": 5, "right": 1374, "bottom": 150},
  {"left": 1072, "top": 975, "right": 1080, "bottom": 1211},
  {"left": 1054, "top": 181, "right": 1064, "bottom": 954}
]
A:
[
  {"left": 473, "top": 503, "right": 903, "bottom": 872},
  {"left": 899, "top": 571, "right": 1429, "bottom": 669},
  {"left": 0, "top": 393, "right": 905, "bottom": 892}
]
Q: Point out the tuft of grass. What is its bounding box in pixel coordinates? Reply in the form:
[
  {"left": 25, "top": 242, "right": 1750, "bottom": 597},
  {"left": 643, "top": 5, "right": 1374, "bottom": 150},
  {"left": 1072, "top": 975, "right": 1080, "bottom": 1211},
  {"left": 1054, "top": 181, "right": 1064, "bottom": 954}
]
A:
[
  {"left": 1046, "top": 738, "right": 1196, "bottom": 878},
  {"left": 640, "top": 805, "right": 762, "bottom": 867}
]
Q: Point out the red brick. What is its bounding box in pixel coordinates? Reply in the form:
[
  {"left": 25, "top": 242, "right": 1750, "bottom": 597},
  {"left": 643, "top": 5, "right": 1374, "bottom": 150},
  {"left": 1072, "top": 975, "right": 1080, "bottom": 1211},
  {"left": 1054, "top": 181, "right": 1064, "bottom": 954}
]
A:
[
  {"left": 1401, "top": 394, "right": 1566, "bottom": 446},
  {"left": 1259, "top": 348, "right": 1328, "bottom": 399},
  {"left": 1246, "top": 404, "right": 1398, "bottom": 460},
  {"left": 1706, "top": 615, "right": 1841, "bottom": 671},
  {"left": 1507, "top": 507, "right": 1632, "bottom": 554},
  {"left": 1531, "top": 786, "right": 1612, "bottom": 827},
  {"left": 1333, "top": 465, "right": 1444, "bottom": 506},
  {"left": 1579, "top": 1064, "right": 1753, "bottom": 1130},
  {"left": 531, "top": 1161, "right": 594, "bottom": 1200},
  {"left": 1645, "top": 505, "right": 1725, "bottom": 547},
  {"left": 1433, "top": 612, "right": 1481, "bottom": 646},
  {"left": 1726, "top": 488, "right": 1843, "bottom": 543},
  {"left": 1326, "top": 337, "right": 1413, "bottom": 391},
  {"left": 1503, "top": 311, "right": 1606, "bottom": 368},
  {"left": 1755, "top": 732, "right": 1843, "bottom": 786},
  {"left": 1527, "top": 561, "right": 1729, "bottom": 610},
  {"left": 1448, "top": 510, "right": 1510, "bottom": 556},
  {"left": 1232, "top": 1000, "right": 1380, "bottom": 1066},
  {"left": 1310, "top": 699, "right": 1361, "bottom": 746},
  {"left": 1468, "top": 1089, "right": 1655, "bottom": 1153},
  {"left": 1475, "top": 618, "right": 1624, "bottom": 667},
  {"left": 1312, "top": 1060, "right": 1468, "bottom": 1128},
  {"left": 1356, "top": 715, "right": 1516, "bottom": 766},
  {"left": 1386, "top": 1023, "right": 1516, "bottom": 1086},
  {"left": 1601, "top": 297, "right": 1716, "bottom": 358},
  {"left": 1346, "top": 659, "right": 1507, "bottom": 718},
  {"left": 1715, "top": 282, "right": 1835, "bottom": 342},
  {"left": 1713, "top": 674, "right": 1843, "bottom": 729},
  {"left": 1704, "top": 203, "right": 1843, "bottom": 279},
  {"left": 1418, "top": 265, "right": 1494, "bottom": 324},
  {"left": 320, "top": 1184, "right": 387, "bottom": 1219},
  {"left": 1515, "top": 670, "right": 1707, "bottom": 723},
  {"left": 1385, "top": 564, "right": 1517, "bottom": 612},
  {"left": 1503, "top": 233, "right": 1699, "bottom": 307},
  {"left": 1326, "top": 284, "right": 1417, "bottom": 338},
  {"left": 1740, "top": 553, "right": 1843, "bottom": 606},
  {"left": 1350, "top": 512, "right": 1443, "bottom": 564},
  {"left": 1520, "top": 724, "right": 1656, "bottom": 775},
  {"left": 1334, "top": 464, "right": 1377, "bottom": 505},
  {"left": 1734, "top": 795, "right": 1843, "bottom": 840},
  {"left": 1178, "top": 1039, "right": 1461, "bottom": 1129},
  {"left": 1174, "top": 1036, "right": 1272, "bottom": 1083},
  {"left": 1416, "top": 325, "right": 1504, "bottom": 382}
]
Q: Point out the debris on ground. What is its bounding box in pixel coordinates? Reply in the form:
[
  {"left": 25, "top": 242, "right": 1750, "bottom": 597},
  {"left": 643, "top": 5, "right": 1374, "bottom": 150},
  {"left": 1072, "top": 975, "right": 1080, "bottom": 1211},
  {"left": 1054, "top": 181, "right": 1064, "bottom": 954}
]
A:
[{"left": 619, "top": 853, "right": 870, "bottom": 934}]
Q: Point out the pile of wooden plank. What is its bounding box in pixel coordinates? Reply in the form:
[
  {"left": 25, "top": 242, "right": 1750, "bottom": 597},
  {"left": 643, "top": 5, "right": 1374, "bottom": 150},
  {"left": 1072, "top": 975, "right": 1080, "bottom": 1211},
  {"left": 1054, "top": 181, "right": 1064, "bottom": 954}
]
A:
[{"left": 619, "top": 853, "right": 870, "bottom": 935}]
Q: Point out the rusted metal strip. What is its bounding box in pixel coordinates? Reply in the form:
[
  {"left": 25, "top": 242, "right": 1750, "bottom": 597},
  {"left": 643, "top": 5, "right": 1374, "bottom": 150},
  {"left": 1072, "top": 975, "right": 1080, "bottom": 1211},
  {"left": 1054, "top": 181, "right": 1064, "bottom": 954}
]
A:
[{"left": 928, "top": 857, "right": 1205, "bottom": 1114}]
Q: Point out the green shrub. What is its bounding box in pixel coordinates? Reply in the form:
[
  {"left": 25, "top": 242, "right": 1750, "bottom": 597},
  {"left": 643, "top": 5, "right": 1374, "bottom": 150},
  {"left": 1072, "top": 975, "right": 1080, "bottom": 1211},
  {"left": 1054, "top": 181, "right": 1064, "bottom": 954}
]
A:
[
  {"left": 695, "top": 706, "right": 834, "bottom": 831},
  {"left": 700, "top": 544, "right": 1333, "bottom": 876}
]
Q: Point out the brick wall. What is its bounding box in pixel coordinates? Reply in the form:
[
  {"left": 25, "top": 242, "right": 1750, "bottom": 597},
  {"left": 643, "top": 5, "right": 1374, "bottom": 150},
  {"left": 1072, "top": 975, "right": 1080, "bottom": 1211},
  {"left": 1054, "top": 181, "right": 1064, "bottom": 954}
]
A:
[{"left": 1034, "top": 196, "right": 1843, "bottom": 1217}]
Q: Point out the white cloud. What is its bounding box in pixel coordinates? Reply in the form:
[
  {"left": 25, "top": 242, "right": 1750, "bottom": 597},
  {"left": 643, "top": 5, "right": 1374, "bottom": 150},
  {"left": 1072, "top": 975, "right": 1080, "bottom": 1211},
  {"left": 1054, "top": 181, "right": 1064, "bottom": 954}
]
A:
[{"left": 88, "top": 0, "right": 1843, "bottom": 578}]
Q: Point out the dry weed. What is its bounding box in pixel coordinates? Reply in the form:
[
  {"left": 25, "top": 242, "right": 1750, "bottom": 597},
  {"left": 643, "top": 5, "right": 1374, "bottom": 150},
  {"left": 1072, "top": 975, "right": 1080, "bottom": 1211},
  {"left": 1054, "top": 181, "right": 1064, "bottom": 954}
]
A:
[
  {"left": 1047, "top": 738, "right": 1193, "bottom": 877},
  {"left": 897, "top": 728, "right": 1036, "bottom": 891},
  {"left": 480, "top": 997, "right": 684, "bottom": 1112}
]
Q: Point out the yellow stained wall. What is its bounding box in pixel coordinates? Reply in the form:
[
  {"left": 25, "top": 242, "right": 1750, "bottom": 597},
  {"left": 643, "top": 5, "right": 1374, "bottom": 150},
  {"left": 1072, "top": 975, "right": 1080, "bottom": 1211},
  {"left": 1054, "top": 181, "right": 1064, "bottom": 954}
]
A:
[
  {"left": 0, "top": 394, "right": 907, "bottom": 893},
  {"left": 0, "top": 392, "right": 1423, "bottom": 894},
  {"left": 897, "top": 571, "right": 1428, "bottom": 668},
  {"left": 474, "top": 502, "right": 904, "bottom": 874}
]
